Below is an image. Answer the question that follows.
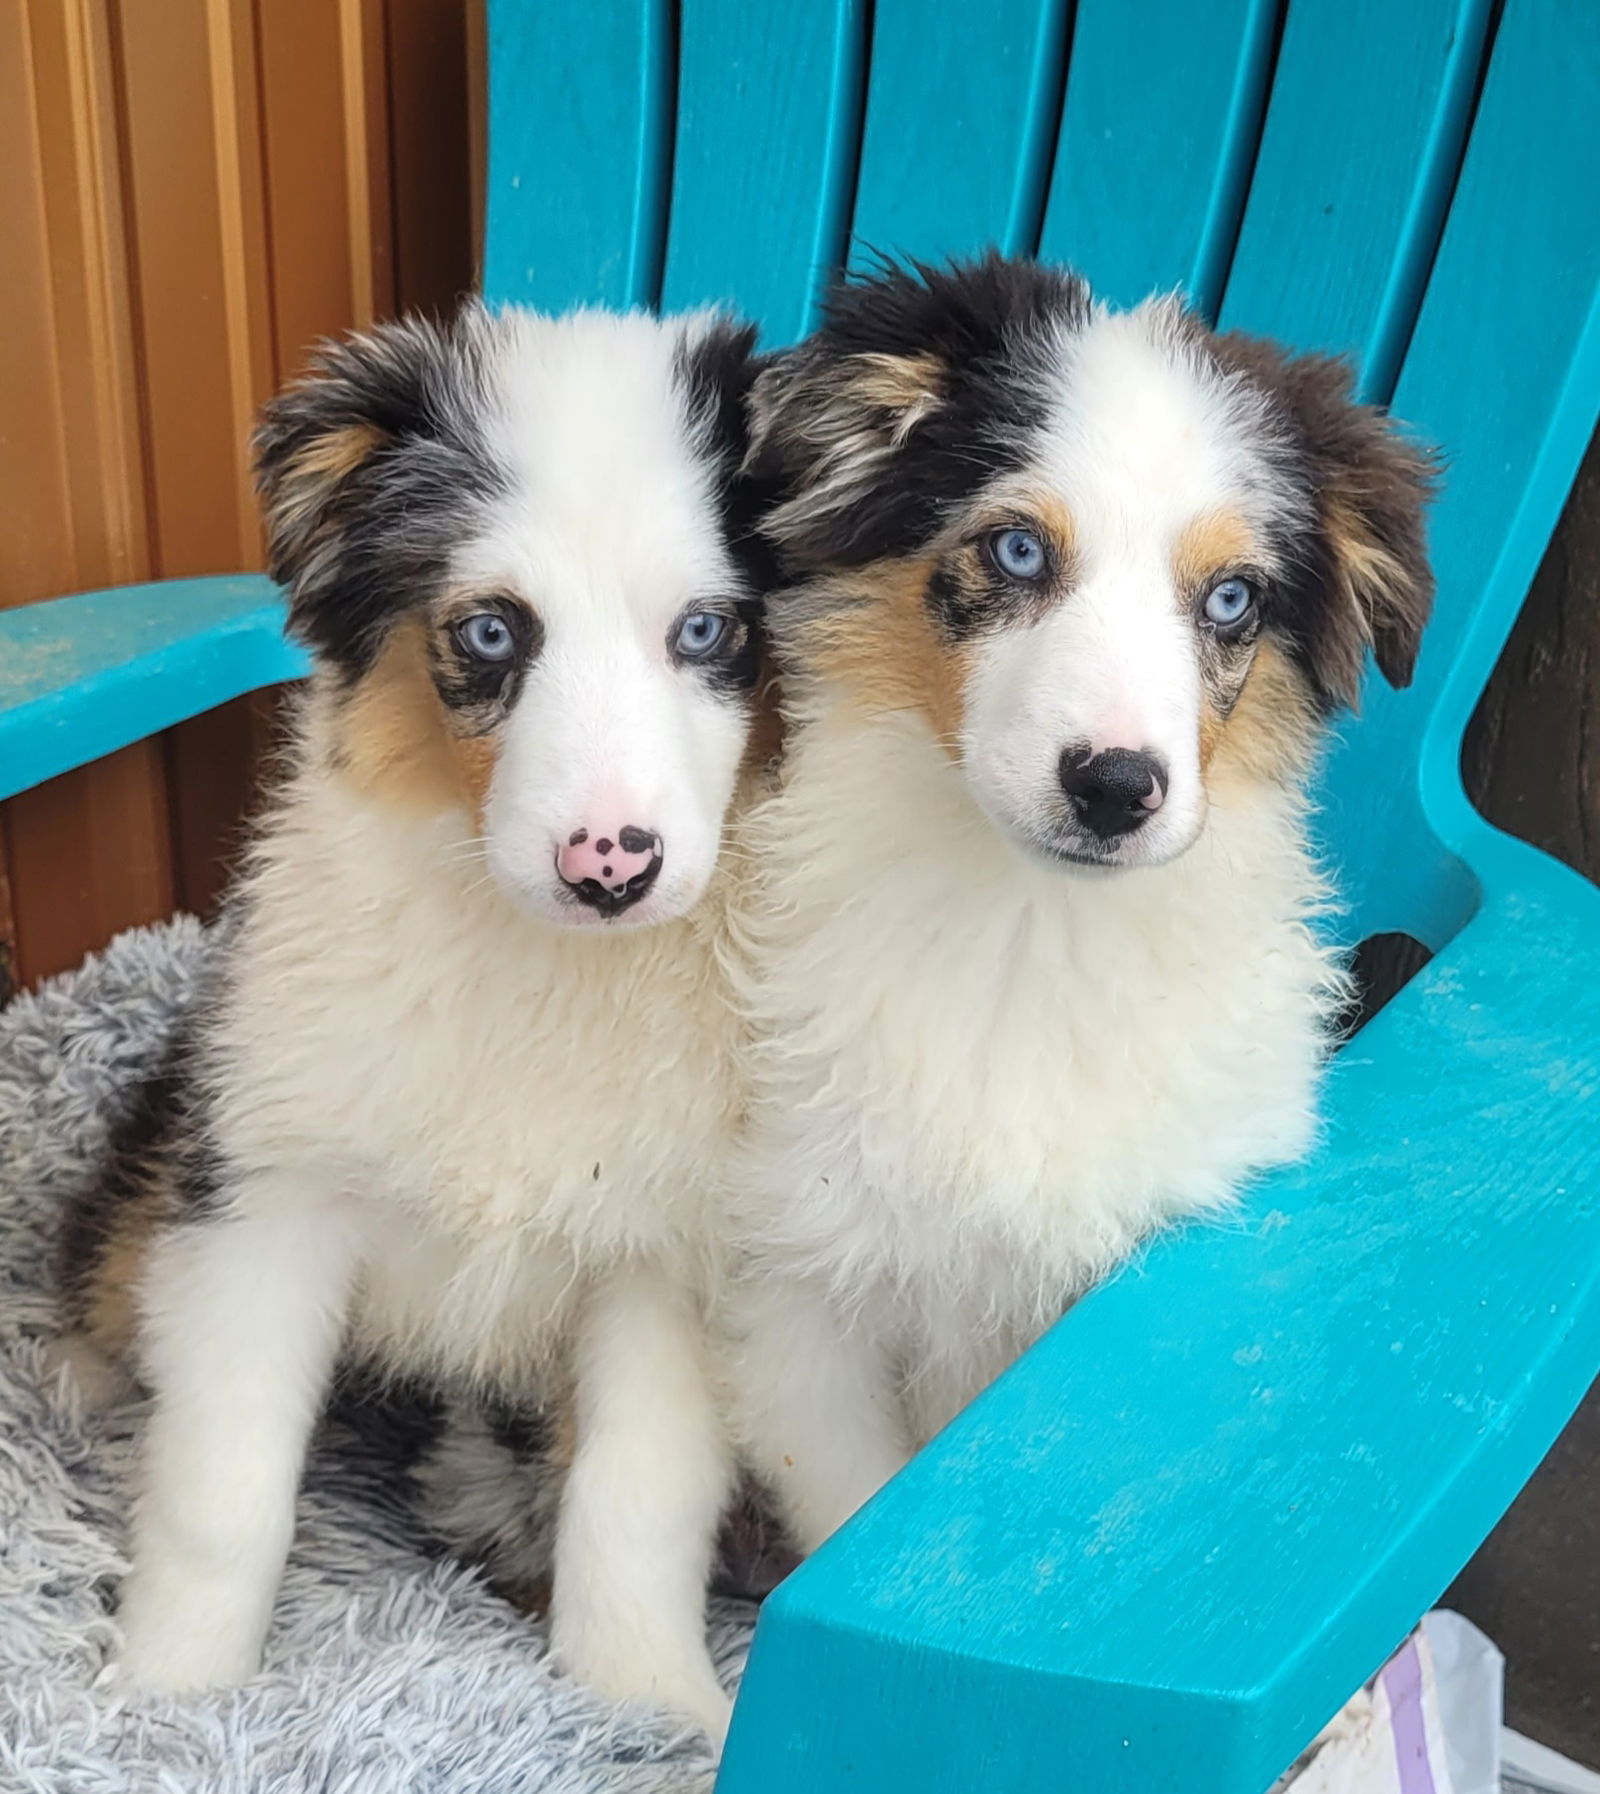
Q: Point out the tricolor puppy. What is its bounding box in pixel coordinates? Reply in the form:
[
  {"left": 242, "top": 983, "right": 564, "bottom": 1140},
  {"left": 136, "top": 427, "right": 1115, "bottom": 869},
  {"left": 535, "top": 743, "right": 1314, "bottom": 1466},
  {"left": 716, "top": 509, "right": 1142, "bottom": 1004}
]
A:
[
  {"left": 58, "top": 300, "right": 771, "bottom": 1740},
  {"left": 728, "top": 256, "right": 1436, "bottom": 1551}
]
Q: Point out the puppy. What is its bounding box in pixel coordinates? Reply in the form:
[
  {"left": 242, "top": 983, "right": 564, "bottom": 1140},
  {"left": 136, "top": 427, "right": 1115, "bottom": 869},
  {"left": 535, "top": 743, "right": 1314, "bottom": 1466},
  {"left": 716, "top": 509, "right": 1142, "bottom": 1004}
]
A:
[
  {"left": 728, "top": 255, "right": 1436, "bottom": 1551},
  {"left": 58, "top": 299, "right": 771, "bottom": 1740}
]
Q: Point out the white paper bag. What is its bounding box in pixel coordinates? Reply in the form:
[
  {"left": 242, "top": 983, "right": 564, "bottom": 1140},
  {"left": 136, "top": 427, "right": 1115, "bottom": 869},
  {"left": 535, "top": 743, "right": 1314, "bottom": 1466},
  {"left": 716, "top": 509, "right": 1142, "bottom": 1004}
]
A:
[{"left": 1274, "top": 1612, "right": 1504, "bottom": 1794}]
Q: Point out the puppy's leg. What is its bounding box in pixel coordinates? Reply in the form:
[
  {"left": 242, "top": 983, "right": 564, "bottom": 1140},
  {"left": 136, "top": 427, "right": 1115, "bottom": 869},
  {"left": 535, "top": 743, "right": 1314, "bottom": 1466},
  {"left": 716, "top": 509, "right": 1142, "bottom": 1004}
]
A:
[
  {"left": 733, "top": 1276, "right": 912, "bottom": 1554},
  {"left": 116, "top": 1172, "right": 365, "bottom": 1691},
  {"left": 551, "top": 1266, "right": 732, "bottom": 1744}
]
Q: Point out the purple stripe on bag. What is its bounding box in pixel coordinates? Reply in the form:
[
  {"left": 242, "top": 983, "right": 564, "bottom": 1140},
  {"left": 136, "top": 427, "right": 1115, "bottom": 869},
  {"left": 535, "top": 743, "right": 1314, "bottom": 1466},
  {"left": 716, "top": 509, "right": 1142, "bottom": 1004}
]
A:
[{"left": 1380, "top": 1637, "right": 1439, "bottom": 1794}]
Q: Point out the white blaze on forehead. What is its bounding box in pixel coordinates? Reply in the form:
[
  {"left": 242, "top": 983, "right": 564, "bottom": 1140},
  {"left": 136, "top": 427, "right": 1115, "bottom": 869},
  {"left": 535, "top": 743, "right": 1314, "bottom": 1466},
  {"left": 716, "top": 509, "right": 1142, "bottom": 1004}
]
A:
[
  {"left": 1033, "top": 298, "right": 1300, "bottom": 569},
  {"left": 452, "top": 306, "right": 739, "bottom": 611},
  {"left": 419, "top": 305, "right": 752, "bottom": 927}
]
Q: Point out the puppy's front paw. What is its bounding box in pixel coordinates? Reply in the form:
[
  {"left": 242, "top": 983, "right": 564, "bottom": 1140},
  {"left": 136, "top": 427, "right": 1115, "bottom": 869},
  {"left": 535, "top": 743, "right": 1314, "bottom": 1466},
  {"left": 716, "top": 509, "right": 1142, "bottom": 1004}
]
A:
[
  {"left": 553, "top": 1625, "right": 732, "bottom": 1747},
  {"left": 114, "top": 1568, "right": 266, "bottom": 1694}
]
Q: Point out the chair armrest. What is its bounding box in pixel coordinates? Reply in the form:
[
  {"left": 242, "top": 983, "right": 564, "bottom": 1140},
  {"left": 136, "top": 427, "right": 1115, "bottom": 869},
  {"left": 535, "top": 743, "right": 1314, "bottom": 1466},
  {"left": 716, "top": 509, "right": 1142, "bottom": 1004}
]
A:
[
  {"left": 721, "top": 838, "right": 1600, "bottom": 1794},
  {"left": 0, "top": 577, "right": 306, "bottom": 800}
]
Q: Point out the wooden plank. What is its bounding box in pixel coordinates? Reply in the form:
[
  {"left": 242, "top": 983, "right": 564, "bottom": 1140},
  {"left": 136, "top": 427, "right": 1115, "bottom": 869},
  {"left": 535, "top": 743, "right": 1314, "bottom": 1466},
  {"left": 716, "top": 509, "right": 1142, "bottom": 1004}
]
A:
[
  {"left": 256, "top": 0, "right": 363, "bottom": 377},
  {"left": 1315, "top": 0, "right": 1600, "bottom": 946},
  {"left": 114, "top": 0, "right": 268, "bottom": 579},
  {"left": 6, "top": 736, "right": 175, "bottom": 984},
  {"left": 342, "top": 0, "right": 396, "bottom": 325},
  {"left": 660, "top": 0, "right": 866, "bottom": 345},
  {"left": 482, "top": 0, "right": 672, "bottom": 310},
  {"left": 1038, "top": 0, "right": 1276, "bottom": 312},
  {"left": 1, "top": 0, "right": 172, "bottom": 987},
  {"left": 847, "top": 0, "right": 1072, "bottom": 271},
  {"left": 383, "top": 0, "right": 475, "bottom": 316},
  {"left": 110, "top": 0, "right": 276, "bottom": 922},
  {"left": 1218, "top": 0, "right": 1493, "bottom": 392},
  {"left": 0, "top": 809, "right": 14, "bottom": 1005}
]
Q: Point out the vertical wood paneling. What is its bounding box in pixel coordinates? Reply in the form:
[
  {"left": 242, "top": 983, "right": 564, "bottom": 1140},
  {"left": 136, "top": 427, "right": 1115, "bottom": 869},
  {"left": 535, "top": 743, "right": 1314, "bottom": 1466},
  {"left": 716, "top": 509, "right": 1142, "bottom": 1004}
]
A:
[
  {"left": 1, "top": 0, "right": 481, "bottom": 985},
  {"left": 384, "top": 0, "right": 476, "bottom": 314},
  {"left": 1, "top": 0, "right": 172, "bottom": 987}
]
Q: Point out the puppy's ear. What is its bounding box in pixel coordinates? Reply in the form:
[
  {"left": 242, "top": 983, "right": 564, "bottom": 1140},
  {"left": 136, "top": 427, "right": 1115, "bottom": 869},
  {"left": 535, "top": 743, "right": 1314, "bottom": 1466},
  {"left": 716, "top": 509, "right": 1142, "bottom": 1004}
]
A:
[
  {"left": 253, "top": 309, "right": 489, "bottom": 672},
  {"left": 1219, "top": 335, "right": 1439, "bottom": 708},
  {"left": 746, "top": 341, "right": 948, "bottom": 568}
]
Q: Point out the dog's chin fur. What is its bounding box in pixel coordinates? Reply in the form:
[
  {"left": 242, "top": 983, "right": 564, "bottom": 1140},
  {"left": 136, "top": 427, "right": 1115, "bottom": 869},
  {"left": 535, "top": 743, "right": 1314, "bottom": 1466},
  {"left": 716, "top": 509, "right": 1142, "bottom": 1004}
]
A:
[
  {"left": 57, "top": 301, "right": 773, "bottom": 1744},
  {"left": 726, "top": 255, "right": 1435, "bottom": 1554}
]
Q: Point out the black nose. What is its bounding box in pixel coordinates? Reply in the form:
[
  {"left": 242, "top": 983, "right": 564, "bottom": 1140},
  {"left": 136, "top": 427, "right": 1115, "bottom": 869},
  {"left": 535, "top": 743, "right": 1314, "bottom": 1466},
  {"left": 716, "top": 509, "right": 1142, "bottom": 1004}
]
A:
[{"left": 1058, "top": 746, "right": 1168, "bottom": 839}]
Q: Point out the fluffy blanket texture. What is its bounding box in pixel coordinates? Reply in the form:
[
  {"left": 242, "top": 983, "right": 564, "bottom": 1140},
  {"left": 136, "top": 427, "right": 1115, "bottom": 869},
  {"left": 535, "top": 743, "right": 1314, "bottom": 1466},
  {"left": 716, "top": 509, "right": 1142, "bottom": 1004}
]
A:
[{"left": 0, "top": 918, "right": 748, "bottom": 1792}]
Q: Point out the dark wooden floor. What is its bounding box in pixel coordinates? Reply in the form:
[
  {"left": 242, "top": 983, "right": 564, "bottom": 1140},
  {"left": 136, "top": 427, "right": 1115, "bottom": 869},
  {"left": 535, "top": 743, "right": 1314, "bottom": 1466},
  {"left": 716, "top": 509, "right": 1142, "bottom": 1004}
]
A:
[{"left": 1451, "top": 424, "right": 1600, "bottom": 1768}]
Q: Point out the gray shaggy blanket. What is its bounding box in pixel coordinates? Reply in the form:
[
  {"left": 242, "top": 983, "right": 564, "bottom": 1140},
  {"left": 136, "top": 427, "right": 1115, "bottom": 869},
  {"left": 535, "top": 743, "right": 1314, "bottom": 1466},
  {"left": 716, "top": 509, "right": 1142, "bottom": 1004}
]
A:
[{"left": 0, "top": 918, "right": 749, "bottom": 1792}]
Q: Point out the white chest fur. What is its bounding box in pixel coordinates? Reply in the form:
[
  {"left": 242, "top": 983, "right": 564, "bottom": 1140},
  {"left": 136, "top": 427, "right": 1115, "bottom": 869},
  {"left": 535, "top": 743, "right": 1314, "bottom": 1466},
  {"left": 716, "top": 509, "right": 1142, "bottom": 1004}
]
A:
[
  {"left": 735, "top": 705, "right": 1341, "bottom": 1408},
  {"left": 206, "top": 766, "right": 743, "bottom": 1385}
]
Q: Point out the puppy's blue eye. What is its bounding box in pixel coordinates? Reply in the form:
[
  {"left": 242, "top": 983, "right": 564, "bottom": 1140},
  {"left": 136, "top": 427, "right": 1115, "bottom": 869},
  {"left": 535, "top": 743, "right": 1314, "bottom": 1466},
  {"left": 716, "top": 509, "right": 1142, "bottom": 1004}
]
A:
[
  {"left": 458, "top": 612, "right": 516, "bottom": 661},
  {"left": 990, "top": 528, "right": 1048, "bottom": 581},
  {"left": 673, "top": 612, "right": 728, "bottom": 659},
  {"left": 1203, "top": 577, "right": 1256, "bottom": 630}
]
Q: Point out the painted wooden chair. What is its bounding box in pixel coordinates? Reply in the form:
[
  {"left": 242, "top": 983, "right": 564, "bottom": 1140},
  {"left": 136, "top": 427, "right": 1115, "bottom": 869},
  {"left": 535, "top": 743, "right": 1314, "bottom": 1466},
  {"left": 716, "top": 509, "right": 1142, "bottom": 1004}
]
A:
[{"left": 3, "top": 3, "right": 1598, "bottom": 1788}]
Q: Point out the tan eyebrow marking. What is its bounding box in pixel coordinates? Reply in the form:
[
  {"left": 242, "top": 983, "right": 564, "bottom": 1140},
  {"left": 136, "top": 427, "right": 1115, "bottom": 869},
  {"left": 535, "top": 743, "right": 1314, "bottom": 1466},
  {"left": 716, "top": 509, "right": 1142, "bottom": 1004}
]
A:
[{"left": 1173, "top": 507, "right": 1258, "bottom": 595}]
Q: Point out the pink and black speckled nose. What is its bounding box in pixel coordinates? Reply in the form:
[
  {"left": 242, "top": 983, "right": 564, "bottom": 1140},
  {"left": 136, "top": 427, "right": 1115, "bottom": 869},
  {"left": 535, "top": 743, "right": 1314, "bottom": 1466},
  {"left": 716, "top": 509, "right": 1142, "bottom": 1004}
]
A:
[{"left": 556, "top": 823, "right": 663, "bottom": 915}]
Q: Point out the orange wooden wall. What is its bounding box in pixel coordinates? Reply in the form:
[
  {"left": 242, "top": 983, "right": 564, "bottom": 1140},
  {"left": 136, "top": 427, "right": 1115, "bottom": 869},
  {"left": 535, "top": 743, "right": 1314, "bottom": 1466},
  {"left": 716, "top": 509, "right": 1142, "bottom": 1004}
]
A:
[{"left": 0, "top": 0, "right": 481, "bottom": 999}]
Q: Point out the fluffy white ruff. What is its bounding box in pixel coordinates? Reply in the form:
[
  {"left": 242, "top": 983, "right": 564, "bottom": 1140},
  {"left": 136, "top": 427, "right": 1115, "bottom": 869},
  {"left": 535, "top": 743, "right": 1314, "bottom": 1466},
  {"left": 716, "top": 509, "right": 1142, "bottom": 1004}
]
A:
[{"left": 730, "top": 697, "right": 1345, "bottom": 1547}]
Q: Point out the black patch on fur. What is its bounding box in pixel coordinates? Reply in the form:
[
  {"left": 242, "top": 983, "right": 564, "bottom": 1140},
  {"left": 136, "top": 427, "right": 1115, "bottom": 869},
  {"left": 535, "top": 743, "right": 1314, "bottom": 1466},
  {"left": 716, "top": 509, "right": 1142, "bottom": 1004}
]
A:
[
  {"left": 750, "top": 252, "right": 1092, "bottom": 572},
  {"left": 674, "top": 320, "right": 774, "bottom": 572},
  {"left": 482, "top": 1395, "right": 554, "bottom": 1464},
  {"left": 673, "top": 320, "right": 777, "bottom": 699},
  {"left": 254, "top": 305, "right": 513, "bottom": 682},
  {"left": 1210, "top": 333, "right": 1438, "bottom": 711},
  {"left": 57, "top": 1032, "right": 183, "bottom": 1326},
  {"left": 429, "top": 597, "right": 545, "bottom": 728},
  {"left": 57, "top": 1010, "right": 229, "bottom": 1336}
]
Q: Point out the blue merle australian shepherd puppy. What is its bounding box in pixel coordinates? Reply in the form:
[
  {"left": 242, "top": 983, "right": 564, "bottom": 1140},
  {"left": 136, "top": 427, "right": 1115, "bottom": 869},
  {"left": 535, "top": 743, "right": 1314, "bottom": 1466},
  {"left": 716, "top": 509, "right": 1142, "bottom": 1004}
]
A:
[
  {"left": 57, "top": 300, "right": 773, "bottom": 1741},
  {"left": 725, "top": 256, "right": 1438, "bottom": 1553}
]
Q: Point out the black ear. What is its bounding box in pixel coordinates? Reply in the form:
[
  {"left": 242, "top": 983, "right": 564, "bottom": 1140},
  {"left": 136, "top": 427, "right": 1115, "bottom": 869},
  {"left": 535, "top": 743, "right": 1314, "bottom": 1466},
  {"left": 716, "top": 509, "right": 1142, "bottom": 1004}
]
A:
[
  {"left": 1217, "top": 335, "right": 1439, "bottom": 708},
  {"left": 673, "top": 314, "right": 781, "bottom": 591},
  {"left": 747, "top": 254, "right": 1092, "bottom": 571},
  {"left": 253, "top": 306, "right": 496, "bottom": 674},
  {"left": 745, "top": 336, "right": 949, "bottom": 567}
]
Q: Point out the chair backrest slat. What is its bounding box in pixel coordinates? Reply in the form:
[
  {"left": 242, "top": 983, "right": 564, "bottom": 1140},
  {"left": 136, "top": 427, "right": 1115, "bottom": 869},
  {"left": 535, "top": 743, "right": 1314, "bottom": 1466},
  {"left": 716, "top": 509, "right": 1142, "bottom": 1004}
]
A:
[
  {"left": 660, "top": 0, "right": 866, "bottom": 344},
  {"left": 483, "top": 0, "right": 672, "bottom": 311},
  {"left": 846, "top": 0, "right": 1073, "bottom": 274},
  {"left": 1218, "top": 0, "right": 1493, "bottom": 400},
  {"left": 1038, "top": 0, "right": 1276, "bottom": 314}
]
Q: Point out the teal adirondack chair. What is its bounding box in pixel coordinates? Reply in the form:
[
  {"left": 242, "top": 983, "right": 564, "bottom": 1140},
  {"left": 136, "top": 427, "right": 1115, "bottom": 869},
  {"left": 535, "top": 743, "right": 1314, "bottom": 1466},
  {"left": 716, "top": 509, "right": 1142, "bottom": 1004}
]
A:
[{"left": 3, "top": 4, "right": 1598, "bottom": 1789}]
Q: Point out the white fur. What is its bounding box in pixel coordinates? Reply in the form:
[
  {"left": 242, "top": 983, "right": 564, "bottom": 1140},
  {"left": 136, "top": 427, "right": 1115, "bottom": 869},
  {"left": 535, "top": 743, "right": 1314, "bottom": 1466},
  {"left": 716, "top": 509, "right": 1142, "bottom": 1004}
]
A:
[
  {"left": 460, "top": 308, "right": 749, "bottom": 928},
  {"left": 115, "top": 309, "right": 752, "bottom": 1743},
  {"left": 965, "top": 299, "right": 1304, "bottom": 868},
  {"left": 729, "top": 302, "right": 1343, "bottom": 1550}
]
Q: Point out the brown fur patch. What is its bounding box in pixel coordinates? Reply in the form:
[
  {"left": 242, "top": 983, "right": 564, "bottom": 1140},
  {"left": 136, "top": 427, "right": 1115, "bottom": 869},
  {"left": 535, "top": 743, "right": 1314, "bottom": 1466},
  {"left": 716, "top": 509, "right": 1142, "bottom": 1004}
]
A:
[
  {"left": 1173, "top": 507, "right": 1258, "bottom": 595},
  {"left": 335, "top": 620, "right": 499, "bottom": 823},
  {"left": 847, "top": 351, "right": 945, "bottom": 440},
  {"left": 292, "top": 420, "right": 386, "bottom": 485},
  {"left": 798, "top": 557, "right": 969, "bottom": 748},
  {"left": 80, "top": 1180, "right": 164, "bottom": 1362},
  {"left": 1207, "top": 640, "right": 1321, "bottom": 790}
]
